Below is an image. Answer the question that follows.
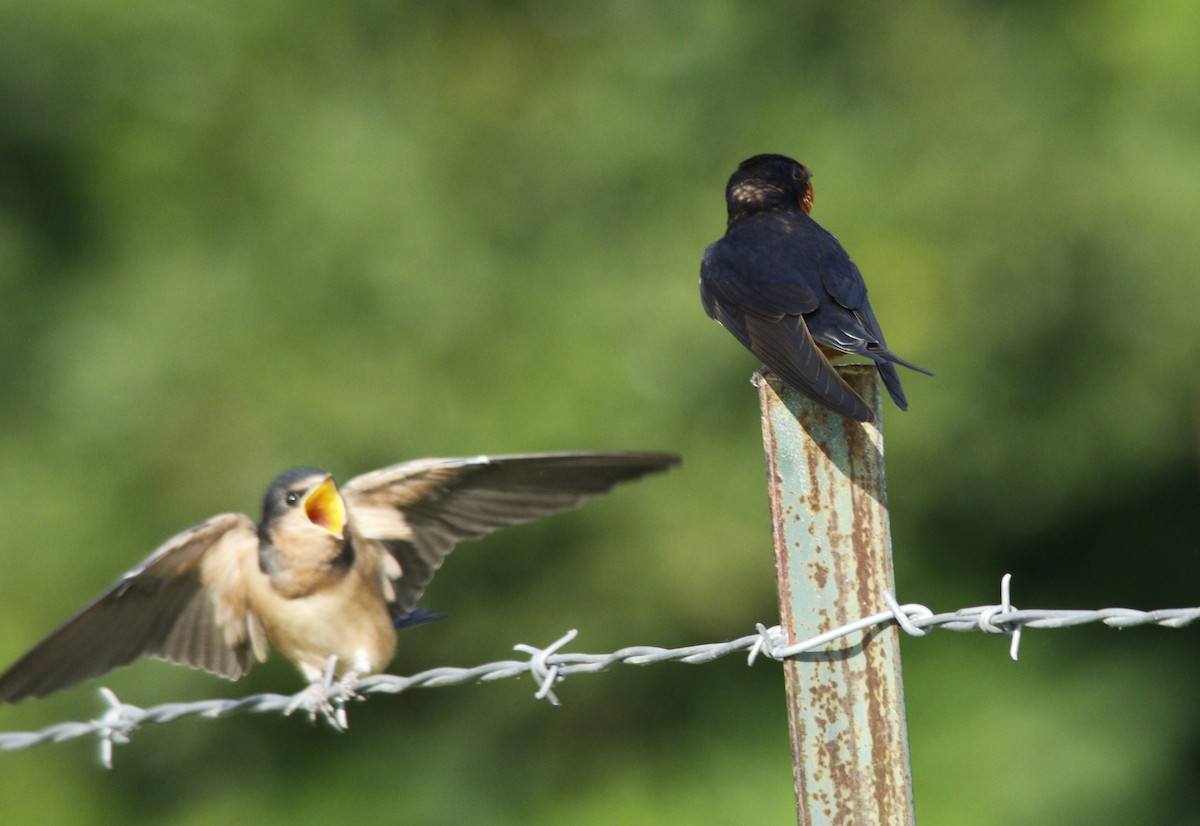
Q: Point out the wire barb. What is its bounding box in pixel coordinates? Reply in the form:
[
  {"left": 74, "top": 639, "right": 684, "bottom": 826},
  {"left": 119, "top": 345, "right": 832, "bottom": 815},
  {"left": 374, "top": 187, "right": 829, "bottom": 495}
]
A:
[
  {"left": 2, "top": 575, "right": 1198, "bottom": 766},
  {"left": 95, "top": 688, "right": 137, "bottom": 769},
  {"left": 749, "top": 623, "right": 785, "bottom": 664},
  {"left": 514, "top": 629, "right": 578, "bottom": 706},
  {"left": 882, "top": 592, "right": 932, "bottom": 637},
  {"left": 974, "top": 573, "right": 1023, "bottom": 660}
]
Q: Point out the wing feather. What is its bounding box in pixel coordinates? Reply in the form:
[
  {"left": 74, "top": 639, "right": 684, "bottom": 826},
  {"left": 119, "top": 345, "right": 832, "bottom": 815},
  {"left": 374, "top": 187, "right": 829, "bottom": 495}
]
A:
[
  {"left": 342, "top": 452, "right": 680, "bottom": 620},
  {"left": 0, "top": 512, "right": 259, "bottom": 703}
]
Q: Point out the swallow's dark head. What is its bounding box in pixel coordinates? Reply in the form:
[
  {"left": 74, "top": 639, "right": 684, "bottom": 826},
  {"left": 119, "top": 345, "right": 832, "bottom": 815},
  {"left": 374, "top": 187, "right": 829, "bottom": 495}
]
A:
[
  {"left": 725, "top": 154, "right": 814, "bottom": 221},
  {"left": 258, "top": 467, "right": 347, "bottom": 544}
]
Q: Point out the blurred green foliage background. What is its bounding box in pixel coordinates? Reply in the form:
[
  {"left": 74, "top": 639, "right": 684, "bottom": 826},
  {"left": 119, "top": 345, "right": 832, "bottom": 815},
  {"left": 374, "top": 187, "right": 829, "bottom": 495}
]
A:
[{"left": 0, "top": 2, "right": 1198, "bottom": 823}]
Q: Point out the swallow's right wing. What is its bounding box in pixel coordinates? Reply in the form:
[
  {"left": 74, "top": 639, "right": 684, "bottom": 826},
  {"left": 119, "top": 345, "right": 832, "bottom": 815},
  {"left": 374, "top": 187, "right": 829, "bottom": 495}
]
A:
[{"left": 0, "top": 513, "right": 264, "bottom": 703}]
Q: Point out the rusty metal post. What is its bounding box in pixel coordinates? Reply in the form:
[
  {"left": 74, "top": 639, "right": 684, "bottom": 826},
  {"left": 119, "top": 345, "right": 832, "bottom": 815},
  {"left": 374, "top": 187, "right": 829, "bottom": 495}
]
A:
[{"left": 755, "top": 365, "right": 915, "bottom": 825}]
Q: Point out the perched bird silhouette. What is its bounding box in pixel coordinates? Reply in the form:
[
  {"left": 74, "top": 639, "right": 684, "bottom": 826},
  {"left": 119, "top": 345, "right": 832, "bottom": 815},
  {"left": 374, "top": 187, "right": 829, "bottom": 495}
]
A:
[
  {"left": 700, "top": 153, "right": 931, "bottom": 421},
  {"left": 0, "top": 452, "right": 680, "bottom": 707}
]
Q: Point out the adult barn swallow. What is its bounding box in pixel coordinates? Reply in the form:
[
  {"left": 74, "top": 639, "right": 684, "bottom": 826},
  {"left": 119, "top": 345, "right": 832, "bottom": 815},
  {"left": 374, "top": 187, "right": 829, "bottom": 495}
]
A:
[
  {"left": 700, "top": 154, "right": 932, "bottom": 421},
  {"left": 0, "top": 452, "right": 680, "bottom": 704}
]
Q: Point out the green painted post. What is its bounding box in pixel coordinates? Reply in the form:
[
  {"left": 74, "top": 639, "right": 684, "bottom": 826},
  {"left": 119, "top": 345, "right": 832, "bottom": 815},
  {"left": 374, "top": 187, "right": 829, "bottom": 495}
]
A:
[{"left": 755, "top": 365, "right": 915, "bottom": 825}]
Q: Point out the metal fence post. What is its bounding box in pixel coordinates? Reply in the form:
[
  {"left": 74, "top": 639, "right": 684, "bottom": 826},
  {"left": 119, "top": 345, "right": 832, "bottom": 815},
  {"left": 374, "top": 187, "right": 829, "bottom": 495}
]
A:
[{"left": 756, "top": 365, "right": 915, "bottom": 825}]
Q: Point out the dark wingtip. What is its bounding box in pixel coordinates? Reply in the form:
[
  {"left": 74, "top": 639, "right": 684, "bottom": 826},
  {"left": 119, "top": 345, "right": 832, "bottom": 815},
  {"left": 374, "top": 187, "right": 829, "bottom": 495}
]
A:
[
  {"left": 848, "top": 404, "right": 873, "bottom": 422},
  {"left": 838, "top": 393, "right": 874, "bottom": 422},
  {"left": 758, "top": 368, "right": 873, "bottom": 422}
]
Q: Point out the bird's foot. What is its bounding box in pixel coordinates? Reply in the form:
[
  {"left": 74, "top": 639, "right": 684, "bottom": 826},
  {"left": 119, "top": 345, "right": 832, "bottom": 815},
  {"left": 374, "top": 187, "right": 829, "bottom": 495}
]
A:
[
  {"left": 329, "top": 671, "right": 363, "bottom": 729},
  {"left": 285, "top": 659, "right": 361, "bottom": 730}
]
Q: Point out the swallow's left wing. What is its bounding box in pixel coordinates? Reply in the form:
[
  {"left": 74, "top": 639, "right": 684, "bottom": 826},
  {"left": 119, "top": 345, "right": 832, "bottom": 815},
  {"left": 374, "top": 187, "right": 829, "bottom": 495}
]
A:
[{"left": 340, "top": 452, "right": 681, "bottom": 621}]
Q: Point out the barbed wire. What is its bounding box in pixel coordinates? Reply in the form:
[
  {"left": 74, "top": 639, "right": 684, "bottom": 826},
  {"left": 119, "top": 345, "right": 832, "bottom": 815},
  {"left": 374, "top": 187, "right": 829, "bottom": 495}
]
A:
[{"left": 1, "top": 575, "right": 1197, "bottom": 767}]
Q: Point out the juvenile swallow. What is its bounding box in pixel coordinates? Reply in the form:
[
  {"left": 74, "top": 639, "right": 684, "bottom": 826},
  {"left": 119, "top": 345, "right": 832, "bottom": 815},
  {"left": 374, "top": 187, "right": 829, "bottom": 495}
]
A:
[
  {"left": 700, "top": 153, "right": 932, "bottom": 421},
  {"left": 0, "top": 452, "right": 680, "bottom": 706}
]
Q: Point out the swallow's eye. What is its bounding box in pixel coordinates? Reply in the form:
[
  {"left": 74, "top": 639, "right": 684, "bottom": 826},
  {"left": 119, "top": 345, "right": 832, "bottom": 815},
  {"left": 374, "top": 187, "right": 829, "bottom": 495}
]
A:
[{"left": 285, "top": 491, "right": 302, "bottom": 507}]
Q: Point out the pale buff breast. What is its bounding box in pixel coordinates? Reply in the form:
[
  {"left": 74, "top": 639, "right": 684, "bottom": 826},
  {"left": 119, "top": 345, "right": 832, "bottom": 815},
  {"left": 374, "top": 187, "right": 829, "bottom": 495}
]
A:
[{"left": 245, "top": 557, "right": 398, "bottom": 677}]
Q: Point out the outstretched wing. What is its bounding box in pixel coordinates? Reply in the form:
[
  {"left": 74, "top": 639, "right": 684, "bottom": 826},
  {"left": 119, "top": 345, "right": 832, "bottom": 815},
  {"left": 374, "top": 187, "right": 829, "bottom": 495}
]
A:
[
  {"left": 0, "top": 512, "right": 263, "bottom": 703},
  {"left": 341, "top": 452, "right": 681, "bottom": 621}
]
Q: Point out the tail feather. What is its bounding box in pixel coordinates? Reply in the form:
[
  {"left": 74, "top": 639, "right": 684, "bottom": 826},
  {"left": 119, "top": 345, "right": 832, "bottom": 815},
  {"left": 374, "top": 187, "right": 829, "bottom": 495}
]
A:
[
  {"left": 394, "top": 608, "right": 446, "bottom": 631},
  {"left": 880, "top": 348, "right": 934, "bottom": 377},
  {"left": 876, "top": 362, "right": 909, "bottom": 411}
]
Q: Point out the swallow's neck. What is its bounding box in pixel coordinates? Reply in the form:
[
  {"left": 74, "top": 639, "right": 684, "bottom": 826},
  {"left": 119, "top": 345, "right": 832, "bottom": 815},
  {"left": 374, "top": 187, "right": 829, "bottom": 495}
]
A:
[
  {"left": 726, "top": 184, "right": 791, "bottom": 224},
  {"left": 259, "top": 531, "right": 355, "bottom": 599}
]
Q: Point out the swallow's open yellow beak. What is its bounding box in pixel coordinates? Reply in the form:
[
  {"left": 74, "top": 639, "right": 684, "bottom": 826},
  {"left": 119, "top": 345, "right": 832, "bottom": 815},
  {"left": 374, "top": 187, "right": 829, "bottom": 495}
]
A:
[{"left": 303, "top": 475, "right": 346, "bottom": 540}]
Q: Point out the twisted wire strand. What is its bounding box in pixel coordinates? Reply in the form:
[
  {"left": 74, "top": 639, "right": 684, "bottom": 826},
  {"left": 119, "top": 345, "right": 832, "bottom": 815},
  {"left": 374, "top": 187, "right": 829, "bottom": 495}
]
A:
[{"left": 1, "top": 575, "right": 1196, "bottom": 767}]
